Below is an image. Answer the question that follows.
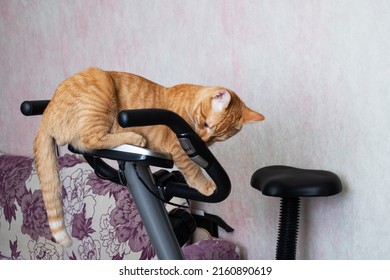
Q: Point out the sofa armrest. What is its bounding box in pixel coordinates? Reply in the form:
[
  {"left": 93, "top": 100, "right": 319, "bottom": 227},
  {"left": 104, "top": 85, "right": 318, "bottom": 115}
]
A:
[{"left": 0, "top": 153, "right": 156, "bottom": 259}]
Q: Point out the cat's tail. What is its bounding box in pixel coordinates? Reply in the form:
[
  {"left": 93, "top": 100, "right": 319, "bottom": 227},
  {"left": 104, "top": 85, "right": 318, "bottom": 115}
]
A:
[{"left": 34, "top": 127, "right": 72, "bottom": 247}]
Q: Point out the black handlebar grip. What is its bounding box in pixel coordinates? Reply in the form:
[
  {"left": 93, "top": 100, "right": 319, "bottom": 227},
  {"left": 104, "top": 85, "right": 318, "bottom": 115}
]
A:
[
  {"left": 118, "top": 109, "right": 191, "bottom": 134},
  {"left": 20, "top": 100, "right": 50, "bottom": 116}
]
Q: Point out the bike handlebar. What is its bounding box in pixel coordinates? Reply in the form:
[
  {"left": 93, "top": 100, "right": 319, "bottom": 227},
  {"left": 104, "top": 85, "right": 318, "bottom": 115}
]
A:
[{"left": 20, "top": 100, "right": 50, "bottom": 116}]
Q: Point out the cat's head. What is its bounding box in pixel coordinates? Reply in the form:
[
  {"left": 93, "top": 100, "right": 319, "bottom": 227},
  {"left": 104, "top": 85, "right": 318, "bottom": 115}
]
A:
[{"left": 193, "top": 88, "right": 264, "bottom": 144}]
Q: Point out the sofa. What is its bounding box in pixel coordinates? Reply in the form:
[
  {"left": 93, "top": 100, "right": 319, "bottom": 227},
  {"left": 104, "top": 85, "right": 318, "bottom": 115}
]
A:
[{"left": 0, "top": 152, "right": 240, "bottom": 260}]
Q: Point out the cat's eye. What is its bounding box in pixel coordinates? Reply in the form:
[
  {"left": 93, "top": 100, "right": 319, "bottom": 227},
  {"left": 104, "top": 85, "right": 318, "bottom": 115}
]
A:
[{"left": 204, "top": 122, "right": 209, "bottom": 128}]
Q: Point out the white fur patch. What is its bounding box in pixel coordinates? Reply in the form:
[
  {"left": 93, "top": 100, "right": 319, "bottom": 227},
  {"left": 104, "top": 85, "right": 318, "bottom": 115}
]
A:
[
  {"left": 53, "top": 230, "right": 72, "bottom": 247},
  {"left": 49, "top": 219, "right": 64, "bottom": 230}
]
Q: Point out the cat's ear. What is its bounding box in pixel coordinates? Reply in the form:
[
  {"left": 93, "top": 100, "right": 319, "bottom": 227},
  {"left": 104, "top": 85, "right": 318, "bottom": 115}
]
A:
[
  {"left": 211, "top": 89, "right": 231, "bottom": 112},
  {"left": 242, "top": 107, "right": 265, "bottom": 123}
]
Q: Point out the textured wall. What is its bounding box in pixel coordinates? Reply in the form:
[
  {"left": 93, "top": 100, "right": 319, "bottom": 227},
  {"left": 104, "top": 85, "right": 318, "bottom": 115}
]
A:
[{"left": 1, "top": 0, "right": 390, "bottom": 259}]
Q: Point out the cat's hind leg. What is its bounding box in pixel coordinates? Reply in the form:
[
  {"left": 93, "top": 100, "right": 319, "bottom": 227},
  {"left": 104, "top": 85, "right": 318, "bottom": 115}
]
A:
[{"left": 77, "top": 131, "right": 147, "bottom": 151}]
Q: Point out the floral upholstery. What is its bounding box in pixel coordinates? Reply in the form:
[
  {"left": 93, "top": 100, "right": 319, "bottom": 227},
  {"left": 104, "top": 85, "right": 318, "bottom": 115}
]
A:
[{"left": 0, "top": 153, "right": 239, "bottom": 260}]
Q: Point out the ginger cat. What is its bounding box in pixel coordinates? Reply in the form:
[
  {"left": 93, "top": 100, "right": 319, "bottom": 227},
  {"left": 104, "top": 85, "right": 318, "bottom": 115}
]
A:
[{"left": 33, "top": 67, "right": 264, "bottom": 247}]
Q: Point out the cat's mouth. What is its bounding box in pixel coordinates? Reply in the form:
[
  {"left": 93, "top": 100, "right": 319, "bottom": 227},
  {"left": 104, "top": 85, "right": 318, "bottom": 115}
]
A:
[
  {"left": 202, "top": 135, "right": 227, "bottom": 146},
  {"left": 205, "top": 136, "right": 225, "bottom": 146}
]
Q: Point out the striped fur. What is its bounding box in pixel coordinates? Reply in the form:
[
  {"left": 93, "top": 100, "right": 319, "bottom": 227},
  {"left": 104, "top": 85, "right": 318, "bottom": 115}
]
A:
[{"left": 33, "top": 67, "right": 264, "bottom": 247}]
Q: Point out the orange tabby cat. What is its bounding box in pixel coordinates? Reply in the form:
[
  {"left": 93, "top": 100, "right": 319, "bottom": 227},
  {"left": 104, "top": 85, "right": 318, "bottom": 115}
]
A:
[{"left": 33, "top": 67, "right": 264, "bottom": 247}]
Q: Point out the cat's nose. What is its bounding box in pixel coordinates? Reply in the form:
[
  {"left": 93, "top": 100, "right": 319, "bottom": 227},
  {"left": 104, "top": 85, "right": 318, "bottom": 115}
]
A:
[{"left": 200, "top": 134, "right": 211, "bottom": 142}]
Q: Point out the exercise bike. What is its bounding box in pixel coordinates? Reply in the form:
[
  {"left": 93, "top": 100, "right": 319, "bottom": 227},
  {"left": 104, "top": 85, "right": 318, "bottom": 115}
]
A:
[
  {"left": 21, "top": 100, "right": 342, "bottom": 260},
  {"left": 21, "top": 100, "right": 231, "bottom": 260}
]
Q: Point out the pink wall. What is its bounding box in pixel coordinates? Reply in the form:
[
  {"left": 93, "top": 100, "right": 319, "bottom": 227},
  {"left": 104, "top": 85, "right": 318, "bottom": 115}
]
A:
[{"left": 1, "top": 0, "right": 390, "bottom": 259}]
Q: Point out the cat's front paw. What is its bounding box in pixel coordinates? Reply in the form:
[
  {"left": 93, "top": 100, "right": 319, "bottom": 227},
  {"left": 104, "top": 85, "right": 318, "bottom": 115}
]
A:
[
  {"left": 134, "top": 135, "right": 147, "bottom": 147},
  {"left": 198, "top": 180, "right": 216, "bottom": 196}
]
